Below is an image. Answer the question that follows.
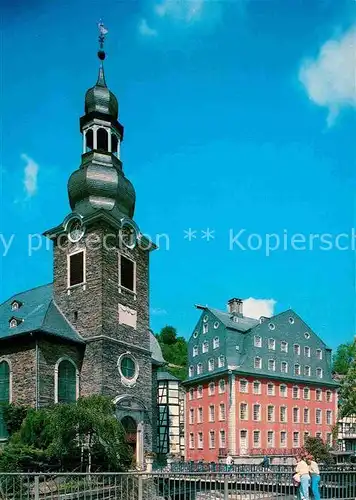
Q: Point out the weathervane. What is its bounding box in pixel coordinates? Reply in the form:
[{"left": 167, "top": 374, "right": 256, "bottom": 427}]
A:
[{"left": 97, "top": 19, "right": 108, "bottom": 59}]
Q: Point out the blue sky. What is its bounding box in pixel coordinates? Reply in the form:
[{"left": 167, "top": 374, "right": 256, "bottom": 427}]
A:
[{"left": 0, "top": 0, "right": 355, "bottom": 350}]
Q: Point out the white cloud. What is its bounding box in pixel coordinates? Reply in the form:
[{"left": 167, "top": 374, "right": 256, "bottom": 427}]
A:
[
  {"left": 242, "top": 297, "right": 276, "bottom": 320},
  {"left": 155, "top": 0, "right": 204, "bottom": 22},
  {"left": 139, "top": 18, "right": 158, "bottom": 37},
  {"left": 299, "top": 26, "right": 356, "bottom": 126},
  {"left": 21, "top": 154, "right": 39, "bottom": 198},
  {"left": 151, "top": 307, "right": 168, "bottom": 315}
]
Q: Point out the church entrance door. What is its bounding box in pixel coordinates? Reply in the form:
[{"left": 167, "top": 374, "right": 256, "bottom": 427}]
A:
[{"left": 121, "top": 416, "right": 137, "bottom": 459}]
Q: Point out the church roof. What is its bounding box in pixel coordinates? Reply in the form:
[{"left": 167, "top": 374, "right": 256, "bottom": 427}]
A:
[
  {"left": 0, "top": 284, "right": 165, "bottom": 364},
  {"left": 0, "top": 284, "right": 84, "bottom": 344}
]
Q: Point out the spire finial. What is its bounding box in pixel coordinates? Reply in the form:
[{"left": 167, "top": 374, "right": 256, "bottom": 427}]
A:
[
  {"left": 97, "top": 19, "right": 108, "bottom": 61},
  {"left": 96, "top": 20, "right": 108, "bottom": 86}
]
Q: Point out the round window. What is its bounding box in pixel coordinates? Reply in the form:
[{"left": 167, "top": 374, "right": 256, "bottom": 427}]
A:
[
  {"left": 304, "top": 332, "right": 310, "bottom": 339},
  {"left": 268, "top": 323, "right": 275, "bottom": 330},
  {"left": 193, "top": 331, "right": 198, "bottom": 338},
  {"left": 203, "top": 315, "right": 209, "bottom": 323},
  {"left": 213, "top": 321, "right": 220, "bottom": 329},
  {"left": 120, "top": 355, "right": 137, "bottom": 380},
  {"left": 289, "top": 317, "right": 295, "bottom": 324}
]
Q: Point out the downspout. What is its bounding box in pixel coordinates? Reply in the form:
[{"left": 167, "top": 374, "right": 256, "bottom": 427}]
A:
[{"left": 35, "top": 338, "right": 39, "bottom": 410}]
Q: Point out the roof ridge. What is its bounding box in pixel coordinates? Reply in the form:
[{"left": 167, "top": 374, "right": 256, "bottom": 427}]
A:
[{"left": 1, "top": 282, "right": 53, "bottom": 306}]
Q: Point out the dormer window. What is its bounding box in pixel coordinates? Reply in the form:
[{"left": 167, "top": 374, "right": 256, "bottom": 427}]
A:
[
  {"left": 268, "top": 322, "right": 275, "bottom": 330},
  {"left": 232, "top": 316, "right": 239, "bottom": 323},
  {"left": 9, "top": 318, "right": 19, "bottom": 328},
  {"left": 11, "top": 301, "right": 21, "bottom": 311}
]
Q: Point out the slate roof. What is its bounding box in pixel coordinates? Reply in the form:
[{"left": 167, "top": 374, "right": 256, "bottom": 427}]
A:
[
  {"left": 186, "top": 304, "right": 338, "bottom": 387},
  {"left": 0, "top": 285, "right": 166, "bottom": 364},
  {"left": 208, "top": 308, "right": 259, "bottom": 332},
  {"left": 157, "top": 371, "right": 179, "bottom": 382}
]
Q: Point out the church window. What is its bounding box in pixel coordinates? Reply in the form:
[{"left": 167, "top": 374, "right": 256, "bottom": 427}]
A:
[
  {"left": 111, "top": 133, "right": 119, "bottom": 155},
  {"left": 0, "top": 360, "right": 10, "bottom": 439},
  {"left": 68, "top": 250, "right": 85, "bottom": 287},
  {"left": 120, "top": 355, "right": 137, "bottom": 380},
  {"left": 119, "top": 254, "right": 135, "bottom": 293},
  {"left": 288, "top": 317, "right": 294, "bottom": 324},
  {"left": 268, "top": 323, "right": 275, "bottom": 330},
  {"left": 57, "top": 359, "right": 77, "bottom": 404},
  {"left": 11, "top": 301, "right": 21, "bottom": 311},
  {"left": 9, "top": 319, "right": 18, "bottom": 329},
  {"left": 213, "top": 321, "right": 219, "bottom": 329},
  {"left": 304, "top": 332, "right": 311, "bottom": 339},
  {"left": 85, "top": 128, "right": 94, "bottom": 151}
]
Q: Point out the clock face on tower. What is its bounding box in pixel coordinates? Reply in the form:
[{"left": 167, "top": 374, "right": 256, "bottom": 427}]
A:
[
  {"left": 66, "top": 216, "right": 85, "bottom": 243},
  {"left": 119, "top": 219, "right": 138, "bottom": 249}
]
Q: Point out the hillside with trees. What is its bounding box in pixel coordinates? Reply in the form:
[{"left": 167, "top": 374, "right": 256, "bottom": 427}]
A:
[{"left": 155, "top": 326, "right": 188, "bottom": 380}]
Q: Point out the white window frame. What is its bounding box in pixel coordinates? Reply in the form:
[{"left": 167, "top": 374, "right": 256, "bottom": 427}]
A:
[
  {"left": 198, "top": 431, "right": 203, "bottom": 449},
  {"left": 268, "top": 338, "right": 276, "bottom": 350},
  {"left": 0, "top": 357, "right": 13, "bottom": 404},
  {"left": 213, "top": 337, "right": 219, "bottom": 349},
  {"left": 253, "top": 380, "right": 261, "bottom": 395},
  {"left": 281, "top": 341, "right": 288, "bottom": 353},
  {"left": 294, "top": 344, "right": 300, "bottom": 355},
  {"left": 209, "top": 430, "right": 215, "bottom": 449},
  {"left": 208, "top": 358, "right": 214, "bottom": 372},
  {"left": 197, "top": 385, "right": 203, "bottom": 399},
  {"left": 293, "top": 407, "right": 300, "bottom": 424},
  {"left": 219, "top": 429, "right": 226, "bottom": 448},
  {"left": 253, "top": 403, "right": 261, "bottom": 422},
  {"left": 294, "top": 363, "right": 301, "bottom": 376},
  {"left": 316, "top": 348, "right": 322, "bottom": 360},
  {"left": 219, "top": 403, "right": 226, "bottom": 421},
  {"left": 118, "top": 252, "right": 136, "bottom": 295},
  {"left": 254, "top": 335, "right": 262, "bottom": 348},
  {"left": 202, "top": 341, "right": 209, "bottom": 353},
  {"left": 267, "top": 430, "right": 275, "bottom": 448},
  {"left": 281, "top": 361, "right": 288, "bottom": 373},
  {"left": 189, "top": 388, "right": 194, "bottom": 400},
  {"left": 54, "top": 356, "right": 80, "bottom": 404},
  {"left": 293, "top": 431, "right": 300, "bottom": 448},
  {"left": 316, "top": 408, "right": 322, "bottom": 425},
  {"left": 253, "top": 430, "right": 261, "bottom": 448},
  {"left": 326, "top": 410, "right": 332, "bottom": 425},
  {"left": 239, "top": 379, "right": 248, "bottom": 393},
  {"left": 218, "top": 355, "right": 225, "bottom": 368},
  {"left": 316, "top": 388, "right": 322, "bottom": 401},
  {"left": 267, "top": 405, "right": 275, "bottom": 422},
  {"left": 304, "top": 346, "right": 311, "bottom": 357},
  {"left": 304, "top": 407, "right": 310, "bottom": 424},
  {"left": 279, "top": 384, "right": 287, "bottom": 398},
  {"left": 292, "top": 386, "right": 300, "bottom": 399},
  {"left": 209, "top": 404, "right": 215, "bottom": 423},
  {"left": 189, "top": 366, "right": 194, "bottom": 378},
  {"left": 267, "top": 383, "right": 275, "bottom": 396},
  {"left": 254, "top": 356, "right": 262, "bottom": 369},
  {"left": 240, "top": 402, "right": 248, "bottom": 421},
  {"left": 197, "top": 363, "right": 203, "bottom": 375},
  {"left": 280, "top": 431, "right": 287, "bottom": 448},
  {"left": 280, "top": 406, "right": 287, "bottom": 423},
  {"left": 268, "top": 359, "right": 276, "bottom": 372},
  {"left": 316, "top": 367, "right": 323, "bottom": 379},
  {"left": 189, "top": 433, "right": 194, "bottom": 449},
  {"left": 208, "top": 382, "right": 215, "bottom": 396},
  {"left": 189, "top": 408, "right": 194, "bottom": 424},
  {"left": 193, "top": 346, "right": 198, "bottom": 357},
  {"left": 326, "top": 390, "right": 332, "bottom": 403},
  {"left": 218, "top": 379, "right": 226, "bottom": 393},
  {"left": 203, "top": 323, "right": 208, "bottom": 334},
  {"left": 67, "top": 248, "right": 86, "bottom": 289},
  {"left": 304, "top": 365, "right": 311, "bottom": 377}
]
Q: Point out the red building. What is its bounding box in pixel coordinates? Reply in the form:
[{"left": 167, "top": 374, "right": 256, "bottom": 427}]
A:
[{"left": 184, "top": 298, "right": 338, "bottom": 462}]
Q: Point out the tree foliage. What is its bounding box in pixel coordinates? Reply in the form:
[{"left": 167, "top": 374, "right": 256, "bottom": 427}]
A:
[
  {"left": 303, "top": 436, "right": 333, "bottom": 464},
  {"left": 338, "top": 356, "right": 356, "bottom": 418},
  {"left": 156, "top": 326, "right": 188, "bottom": 380},
  {"left": 2, "top": 403, "right": 29, "bottom": 437},
  {"left": 333, "top": 341, "right": 356, "bottom": 375},
  {"left": 0, "top": 395, "right": 132, "bottom": 473}
]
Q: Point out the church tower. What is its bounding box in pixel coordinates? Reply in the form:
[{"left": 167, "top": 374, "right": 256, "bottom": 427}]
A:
[{"left": 44, "top": 24, "right": 156, "bottom": 455}]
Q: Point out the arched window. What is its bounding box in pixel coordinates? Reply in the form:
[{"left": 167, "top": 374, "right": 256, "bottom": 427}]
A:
[
  {"left": 97, "top": 127, "right": 108, "bottom": 151},
  {"left": 56, "top": 359, "right": 77, "bottom": 404},
  {"left": 85, "top": 129, "right": 94, "bottom": 152},
  {"left": 0, "top": 361, "right": 10, "bottom": 438}
]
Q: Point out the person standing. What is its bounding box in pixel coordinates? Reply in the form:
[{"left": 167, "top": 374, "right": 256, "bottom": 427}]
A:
[
  {"left": 307, "top": 454, "right": 321, "bottom": 500},
  {"left": 295, "top": 454, "right": 310, "bottom": 500}
]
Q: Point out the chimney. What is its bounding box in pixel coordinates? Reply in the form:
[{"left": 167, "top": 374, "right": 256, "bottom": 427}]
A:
[{"left": 227, "top": 298, "right": 243, "bottom": 317}]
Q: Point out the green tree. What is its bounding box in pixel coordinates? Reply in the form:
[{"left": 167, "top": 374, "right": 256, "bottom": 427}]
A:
[
  {"left": 0, "top": 396, "right": 132, "bottom": 473},
  {"left": 303, "top": 436, "right": 333, "bottom": 464},
  {"left": 338, "top": 357, "right": 356, "bottom": 418},
  {"left": 159, "top": 326, "right": 177, "bottom": 345},
  {"left": 333, "top": 341, "right": 356, "bottom": 375}
]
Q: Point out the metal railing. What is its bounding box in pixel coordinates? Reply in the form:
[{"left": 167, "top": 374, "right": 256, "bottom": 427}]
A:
[
  {"left": 171, "top": 461, "right": 356, "bottom": 473},
  {"left": 0, "top": 470, "right": 355, "bottom": 499}
]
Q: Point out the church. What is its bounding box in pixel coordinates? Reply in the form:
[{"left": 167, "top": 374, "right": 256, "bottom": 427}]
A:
[{"left": 0, "top": 27, "right": 165, "bottom": 465}]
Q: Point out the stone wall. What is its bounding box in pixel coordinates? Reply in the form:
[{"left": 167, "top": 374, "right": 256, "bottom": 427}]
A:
[
  {"left": 0, "top": 341, "right": 36, "bottom": 406},
  {"left": 37, "top": 338, "right": 84, "bottom": 407}
]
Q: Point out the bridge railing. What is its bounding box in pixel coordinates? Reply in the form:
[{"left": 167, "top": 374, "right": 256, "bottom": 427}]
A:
[
  {"left": 0, "top": 470, "right": 355, "bottom": 499},
  {"left": 170, "top": 460, "right": 356, "bottom": 474}
]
